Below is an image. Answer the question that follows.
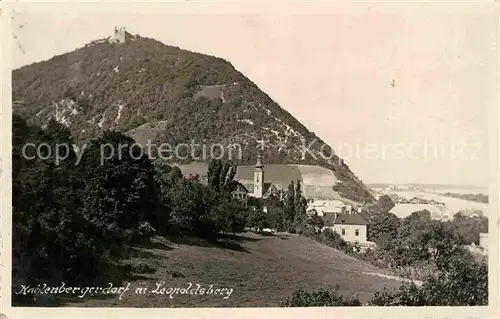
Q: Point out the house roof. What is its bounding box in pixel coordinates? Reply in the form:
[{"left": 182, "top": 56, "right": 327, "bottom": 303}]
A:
[
  {"left": 359, "top": 212, "right": 372, "bottom": 222},
  {"left": 389, "top": 204, "right": 453, "bottom": 219},
  {"left": 322, "top": 213, "right": 368, "bottom": 226},
  {"left": 240, "top": 181, "right": 285, "bottom": 195},
  {"left": 334, "top": 213, "right": 368, "bottom": 225},
  {"left": 233, "top": 181, "right": 249, "bottom": 193},
  {"left": 310, "top": 199, "right": 344, "bottom": 207},
  {"left": 322, "top": 207, "right": 343, "bottom": 213},
  {"left": 321, "top": 213, "right": 337, "bottom": 226}
]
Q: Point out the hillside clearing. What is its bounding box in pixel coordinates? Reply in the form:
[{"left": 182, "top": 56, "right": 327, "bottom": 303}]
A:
[
  {"left": 64, "top": 232, "right": 403, "bottom": 307},
  {"left": 175, "top": 162, "right": 343, "bottom": 200},
  {"left": 175, "top": 163, "right": 338, "bottom": 186}
]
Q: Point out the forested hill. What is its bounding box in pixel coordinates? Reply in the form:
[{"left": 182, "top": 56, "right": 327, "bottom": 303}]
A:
[{"left": 12, "top": 31, "right": 373, "bottom": 202}]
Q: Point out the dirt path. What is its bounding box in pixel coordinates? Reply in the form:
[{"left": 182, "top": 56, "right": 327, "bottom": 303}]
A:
[{"left": 362, "top": 272, "right": 423, "bottom": 286}]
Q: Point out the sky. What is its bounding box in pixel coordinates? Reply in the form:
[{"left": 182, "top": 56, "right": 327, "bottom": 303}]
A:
[{"left": 8, "top": 1, "right": 498, "bottom": 187}]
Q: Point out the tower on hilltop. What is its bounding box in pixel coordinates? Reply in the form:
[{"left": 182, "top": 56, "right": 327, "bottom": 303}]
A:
[{"left": 108, "top": 26, "right": 127, "bottom": 44}]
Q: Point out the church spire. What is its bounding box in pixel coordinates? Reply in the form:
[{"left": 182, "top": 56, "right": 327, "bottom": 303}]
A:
[{"left": 255, "top": 150, "right": 264, "bottom": 169}]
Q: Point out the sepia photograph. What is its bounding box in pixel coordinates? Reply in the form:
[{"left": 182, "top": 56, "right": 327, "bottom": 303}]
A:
[{"left": 1, "top": 0, "right": 499, "bottom": 317}]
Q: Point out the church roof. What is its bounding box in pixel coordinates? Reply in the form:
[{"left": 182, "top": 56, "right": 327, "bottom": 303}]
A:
[
  {"left": 240, "top": 181, "right": 283, "bottom": 195},
  {"left": 233, "top": 181, "right": 250, "bottom": 193},
  {"left": 237, "top": 180, "right": 339, "bottom": 199}
]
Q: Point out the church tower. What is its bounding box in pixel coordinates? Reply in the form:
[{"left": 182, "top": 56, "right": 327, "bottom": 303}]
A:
[{"left": 253, "top": 151, "right": 264, "bottom": 198}]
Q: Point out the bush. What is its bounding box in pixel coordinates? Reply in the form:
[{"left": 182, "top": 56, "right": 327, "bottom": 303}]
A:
[
  {"left": 370, "top": 248, "right": 488, "bottom": 306},
  {"left": 371, "top": 283, "right": 425, "bottom": 306},
  {"left": 280, "top": 288, "right": 361, "bottom": 307},
  {"left": 131, "top": 262, "right": 157, "bottom": 274},
  {"left": 319, "top": 228, "right": 349, "bottom": 251},
  {"left": 134, "top": 221, "right": 157, "bottom": 243}
]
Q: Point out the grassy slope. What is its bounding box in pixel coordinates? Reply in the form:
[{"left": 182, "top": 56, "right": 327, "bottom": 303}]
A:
[{"left": 65, "top": 233, "right": 402, "bottom": 307}]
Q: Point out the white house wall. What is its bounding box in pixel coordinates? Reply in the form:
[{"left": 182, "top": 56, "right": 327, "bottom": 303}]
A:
[{"left": 325, "top": 224, "right": 368, "bottom": 243}]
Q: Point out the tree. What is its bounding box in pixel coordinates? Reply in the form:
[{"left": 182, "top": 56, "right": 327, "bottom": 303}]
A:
[
  {"left": 265, "top": 203, "right": 287, "bottom": 231},
  {"left": 371, "top": 282, "right": 425, "bottom": 306},
  {"left": 368, "top": 212, "right": 400, "bottom": 245},
  {"left": 12, "top": 116, "right": 130, "bottom": 302},
  {"left": 209, "top": 200, "right": 247, "bottom": 235},
  {"left": 397, "top": 210, "right": 432, "bottom": 239},
  {"left": 451, "top": 215, "right": 488, "bottom": 245},
  {"left": 284, "top": 181, "right": 296, "bottom": 226},
  {"left": 307, "top": 210, "right": 324, "bottom": 230},
  {"left": 168, "top": 176, "right": 216, "bottom": 237},
  {"left": 246, "top": 208, "right": 269, "bottom": 231},
  {"left": 153, "top": 161, "right": 176, "bottom": 235},
  {"left": 293, "top": 180, "right": 307, "bottom": 224},
  {"left": 167, "top": 166, "right": 183, "bottom": 185},
  {"left": 376, "top": 211, "right": 465, "bottom": 271},
  {"left": 319, "top": 228, "right": 349, "bottom": 251},
  {"left": 76, "top": 130, "right": 161, "bottom": 232},
  {"left": 371, "top": 248, "right": 487, "bottom": 306},
  {"left": 424, "top": 221, "right": 464, "bottom": 260},
  {"left": 426, "top": 248, "right": 487, "bottom": 305},
  {"left": 376, "top": 195, "right": 395, "bottom": 213},
  {"left": 282, "top": 180, "right": 308, "bottom": 231},
  {"left": 207, "top": 159, "right": 237, "bottom": 198}
]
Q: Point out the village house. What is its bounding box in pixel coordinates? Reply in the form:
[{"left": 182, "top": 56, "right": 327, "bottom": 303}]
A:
[
  {"left": 389, "top": 204, "right": 453, "bottom": 221},
  {"left": 457, "top": 209, "right": 484, "bottom": 218},
  {"left": 321, "top": 212, "right": 370, "bottom": 245},
  {"left": 306, "top": 199, "right": 352, "bottom": 216},
  {"left": 230, "top": 181, "right": 249, "bottom": 206}
]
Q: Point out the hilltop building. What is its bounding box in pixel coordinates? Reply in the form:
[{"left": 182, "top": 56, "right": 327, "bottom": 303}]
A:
[
  {"left": 108, "top": 26, "right": 127, "bottom": 44},
  {"left": 85, "top": 27, "right": 135, "bottom": 47}
]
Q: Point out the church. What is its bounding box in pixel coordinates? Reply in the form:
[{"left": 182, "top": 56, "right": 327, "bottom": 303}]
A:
[
  {"left": 176, "top": 151, "right": 342, "bottom": 203},
  {"left": 231, "top": 152, "right": 284, "bottom": 203}
]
